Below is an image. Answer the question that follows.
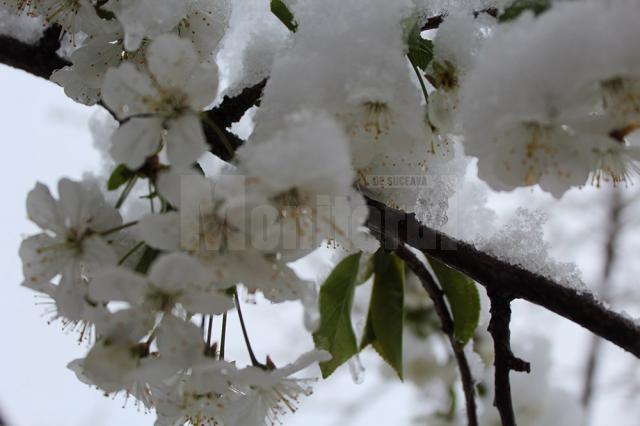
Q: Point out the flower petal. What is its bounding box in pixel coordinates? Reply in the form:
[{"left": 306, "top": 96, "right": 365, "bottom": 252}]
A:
[
  {"left": 89, "top": 267, "right": 148, "bottom": 305},
  {"left": 165, "top": 114, "right": 208, "bottom": 167},
  {"left": 26, "top": 182, "right": 65, "bottom": 234},
  {"left": 137, "top": 212, "right": 181, "bottom": 251},
  {"left": 110, "top": 117, "right": 164, "bottom": 170},
  {"left": 147, "top": 34, "right": 199, "bottom": 90},
  {"left": 148, "top": 252, "right": 210, "bottom": 292}
]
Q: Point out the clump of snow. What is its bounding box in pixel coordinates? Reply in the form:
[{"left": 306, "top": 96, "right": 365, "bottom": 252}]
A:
[
  {"left": 217, "top": 0, "right": 290, "bottom": 97},
  {"left": 478, "top": 207, "right": 584, "bottom": 289},
  {"left": 0, "top": 8, "right": 43, "bottom": 43}
]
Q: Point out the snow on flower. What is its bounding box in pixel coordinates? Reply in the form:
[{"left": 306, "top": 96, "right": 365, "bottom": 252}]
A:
[{"left": 461, "top": 0, "right": 640, "bottom": 196}]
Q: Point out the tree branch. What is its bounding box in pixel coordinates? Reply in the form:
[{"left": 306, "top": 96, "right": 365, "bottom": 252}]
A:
[
  {"left": 487, "top": 293, "right": 531, "bottom": 426},
  {"left": 392, "top": 242, "right": 479, "bottom": 426},
  {"left": 372, "top": 216, "right": 479, "bottom": 424},
  {"left": 202, "top": 80, "right": 266, "bottom": 162},
  {"left": 420, "top": 8, "right": 498, "bottom": 31},
  {"left": 365, "top": 196, "right": 640, "bottom": 359},
  {"left": 0, "top": 24, "right": 69, "bottom": 79}
]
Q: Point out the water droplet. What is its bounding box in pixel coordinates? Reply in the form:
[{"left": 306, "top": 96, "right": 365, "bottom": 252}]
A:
[{"left": 348, "top": 354, "right": 365, "bottom": 384}]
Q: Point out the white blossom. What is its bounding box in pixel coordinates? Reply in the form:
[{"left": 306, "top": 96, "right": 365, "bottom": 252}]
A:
[
  {"left": 89, "top": 252, "right": 234, "bottom": 315},
  {"left": 102, "top": 34, "right": 218, "bottom": 169},
  {"left": 20, "top": 179, "right": 121, "bottom": 320},
  {"left": 224, "top": 350, "right": 331, "bottom": 426}
]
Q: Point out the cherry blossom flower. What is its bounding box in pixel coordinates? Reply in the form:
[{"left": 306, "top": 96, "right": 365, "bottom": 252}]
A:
[
  {"left": 88, "top": 252, "right": 234, "bottom": 315},
  {"left": 20, "top": 179, "right": 121, "bottom": 320},
  {"left": 102, "top": 34, "right": 218, "bottom": 169},
  {"left": 223, "top": 350, "right": 331, "bottom": 426}
]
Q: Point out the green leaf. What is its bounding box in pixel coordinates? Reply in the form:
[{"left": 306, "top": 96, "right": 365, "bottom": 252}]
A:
[
  {"left": 107, "top": 164, "right": 135, "bottom": 191},
  {"left": 356, "top": 253, "right": 375, "bottom": 286},
  {"left": 135, "top": 246, "right": 160, "bottom": 274},
  {"left": 360, "top": 249, "right": 405, "bottom": 380},
  {"left": 427, "top": 257, "right": 480, "bottom": 346},
  {"left": 406, "top": 17, "right": 434, "bottom": 71},
  {"left": 498, "top": 0, "right": 551, "bottom": 22},
  {"left": 270, "top": 0, "right": 298, "bottom": 32},
  {"left": 313, "top": 252, "right": 362, "bottom": 378}
]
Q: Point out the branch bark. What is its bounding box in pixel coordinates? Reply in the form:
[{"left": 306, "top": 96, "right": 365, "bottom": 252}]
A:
[
  {"left": 365, "top": 196, "right": 640, "bottom": 359},
  {"left": 487, "top": 293, "right": 531, "bottom": 426},
  {"left": 0, "top": 25, "right": 68, "bottom": 79},
  {"left": 420, "top": 8, "right": 498, "bottom": 31},
  {"left": 202, "top": 80, "right": 266, "bottom": 161}
]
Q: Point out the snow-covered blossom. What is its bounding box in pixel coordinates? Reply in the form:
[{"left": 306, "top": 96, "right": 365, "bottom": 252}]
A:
[
  {"left": 461, "top": 0, "right": 640, "bottom": 196},
  {"left": 238, "top": 110, "right": 369, "bottom": 257},
  {"left": 104, "top": 0, "right": 189, "bottom": 51},
  {"left": 11, "top": 0, "right": 638, "bottom": 424},
  {"left": 102, "top": 34, "right": 218, "bottom": 169}
]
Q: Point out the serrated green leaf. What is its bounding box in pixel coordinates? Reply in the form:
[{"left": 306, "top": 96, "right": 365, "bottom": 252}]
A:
[
  {"left": 498, "top": 0, "right": 551, "bottom": 22},
  {"left": 427, "top": 257, "right": 480, "bottom": 346},
  {"left": 107, "top": 164, "right": 135, "bottom": 191},
  {"left": 406, "top": 17, "right": 434, "bottom": 71},
  {"left": 313, "top": 252, "right": 361, "bottom": 378},
  {"left": 360, "top": 249, "right": 405, "bottom": 380},
  {"left": 270, "top": 0, "right": 298, "bottom": 32}
]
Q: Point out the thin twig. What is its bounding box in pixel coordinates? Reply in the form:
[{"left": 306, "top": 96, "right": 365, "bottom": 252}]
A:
[
  {"left": 378, "top": 232, "right": 479, "bottom": 426},
  {"left": 219, "top": 312, "right": 228, "bottom": 360},
  {"left": 365, "top": 196, "right": 640, "bottom": 359},
  {"left": 420, "top": 8, "right": 499, "bottom": 31},
  {"left": 233, "top": 287, "right": 264, "bottom": 368},
  {"left": 487, "top": 293, "right": 531, "bottom": 426}
]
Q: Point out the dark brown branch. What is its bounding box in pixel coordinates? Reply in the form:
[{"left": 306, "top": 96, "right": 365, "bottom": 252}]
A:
[
  {"left": 0, "top": 26, "right": 260, "bottom": 163},
  {"left": 382, "top": 236, "right": 479, "bottom": 426},
  {"left": 397, "top": 247, "right": 479, "bottom": 426},
  {"left": 365, "top": 196, "right": 640, "bottom": 359},
  {"left": 420, "top": 8, "right": 498, "bottom": 31},
  {"left": 0, "top": 24, "right": 69, "bottom": 79},
  {"left": 487, "top": 293, "right": 531, "bottom": 426},
  {"left": 202, "top": 80, "right": 267, "bottom": 161}
]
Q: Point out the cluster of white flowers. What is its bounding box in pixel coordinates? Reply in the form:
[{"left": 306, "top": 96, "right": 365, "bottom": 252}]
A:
[
  {"left": 7, "top": 0, "right": 640, "bottom": 424},
  {"left": 461, "top": 0, "right": 640, "bottom": 197}
]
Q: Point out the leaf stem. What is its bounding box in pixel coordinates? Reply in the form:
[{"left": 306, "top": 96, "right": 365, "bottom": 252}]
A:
[
  {"left": 115, "top": 175, "right": 138, "bottom": 209},
  {"left": 233, "top": 287, "right": 264, "bottom": 368},
  {"left": 117, "top": 241, "right": 145, "bottom": 265},
  {"left": 99, "top": 220, "right": 138, "bottom": 236},
  {"left": 206, "top": 315, "right": 214, "bottom": 348},
  {"left": 220, "top": 312, "right": 227, "bottom": 360},
  {"left": 409, "top": 56, "right": 430, "bottom": 105},
  {"left": 202, "top": 115, "right": 235, "bottom": 159}
]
